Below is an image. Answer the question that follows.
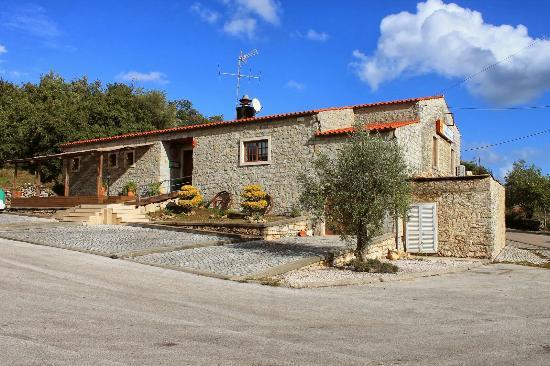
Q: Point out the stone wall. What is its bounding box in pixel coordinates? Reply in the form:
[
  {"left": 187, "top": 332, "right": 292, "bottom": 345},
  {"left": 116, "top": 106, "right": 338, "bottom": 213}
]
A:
[
  {"left": 192, "top": 116, "right": 318, "bottom": 215},
  {"left": 68, "top": 143, "right": 161, "bottom": 196},
  {"left": 317, "top": 109, "right": 354, "bottom": 132},
  {"left": 411, "top": 175, "right": 505, "bottom": 259},
  {"left": 354, "top": 103, "right": 417, "bottom": 125},
  {"left": 418, "top": 98, "right": 461, "bottom": 177}
]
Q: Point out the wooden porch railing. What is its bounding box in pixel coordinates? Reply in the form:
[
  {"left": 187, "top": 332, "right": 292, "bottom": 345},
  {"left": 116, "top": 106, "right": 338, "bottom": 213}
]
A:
[{"left": 10, "top": 195, "right": 134, "bottom": 209}]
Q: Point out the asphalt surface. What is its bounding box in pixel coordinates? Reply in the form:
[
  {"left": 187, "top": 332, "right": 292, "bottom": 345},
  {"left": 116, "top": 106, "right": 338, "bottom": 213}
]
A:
[
  {"left": 507, "top": 230, "right": 550, "bottom": 249},
  {"left": 1, "top": 238, "right": 549, "bottom": 365}
]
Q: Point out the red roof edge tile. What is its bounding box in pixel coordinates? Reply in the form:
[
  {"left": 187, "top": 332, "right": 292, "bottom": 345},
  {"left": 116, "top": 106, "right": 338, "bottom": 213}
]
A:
[
  {"left": 315, "top": 119, "right": 419, "bottom": 137},
  {"left": 60, "top": 95, "right": 442, "bottom": 148}
]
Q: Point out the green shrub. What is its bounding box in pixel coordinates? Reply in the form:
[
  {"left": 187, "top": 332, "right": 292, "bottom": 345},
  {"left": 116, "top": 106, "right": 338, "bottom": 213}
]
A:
[
  {"left": 289, "top": 205, "right": 302, "bottom": 218},
  {"left": 122, "top": 181, "right": 138, "bottom": 195},
  {"left": 349, "top": 258, "right": 398, "bottom": 273},
  {"left": 147, "top": 182, "right": 162, "bottom": 197}
]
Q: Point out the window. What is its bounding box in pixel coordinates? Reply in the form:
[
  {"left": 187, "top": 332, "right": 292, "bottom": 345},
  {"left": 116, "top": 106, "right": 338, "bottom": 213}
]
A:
[
  {"left": 240, "top": 137, "right": 271, "bottom": 165},
  {"left": 125, "top": 150, "right": 135, "bottom": 167},
  {"left": 71, "top": 157, "right": 80, "bottom": 172},
  {"left": 432, "top": 136, "right": 438, "bottom": 168},
  {"left": 108, "top": 153, "right": 118, "bottom": 168}
]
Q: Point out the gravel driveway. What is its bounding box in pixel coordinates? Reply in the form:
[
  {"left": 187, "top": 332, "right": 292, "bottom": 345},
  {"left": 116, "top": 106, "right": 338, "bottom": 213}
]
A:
[
  {"left": 133, "top": 240, "right": 328, "bottom": 278},
  {"left": 0, "top": 225, "right": 229, "bottom": 256},
  {"left": 0, "top": 213, "right": 55, "bottom": 225}
]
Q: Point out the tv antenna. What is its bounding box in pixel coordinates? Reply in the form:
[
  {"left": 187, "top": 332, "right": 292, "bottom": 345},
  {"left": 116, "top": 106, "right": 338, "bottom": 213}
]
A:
[{"left": 219, "top": 49, "right": 261, "bottom": 105}]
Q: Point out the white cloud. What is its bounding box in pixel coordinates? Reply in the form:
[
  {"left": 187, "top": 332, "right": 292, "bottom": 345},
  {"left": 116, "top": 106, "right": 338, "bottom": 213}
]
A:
[
  {"left": 0, "top": 69, "right": 27, "bottom": 79},
  {"left": 0, "top": 44, "right": 6, "bottom": 54},
  {"left": 117, "top": 71, "right": 169, "bottom": 84},
  {"left": 1, "top": 4, "right": 60, "bottom": 39},
  {"left": 234, "top": 0, "right": 280, "bottom": 25},
  {"left": 223, "top": 17, "right": 257, "bottom": 39},
  {"left": 304, "top": 29, "right": 329, "bottom": 42},
  {"left": 220, "top": 0, "right": 280, "bottom": 39},
  {"left": 286, "top": 80, "right": 305, "bottom": 91},
  {"left": 190, "top": 3, "right": 219, "bottom": 24},
  {"left": 351, "top": 0, "right": 550, "bottom": 105}
]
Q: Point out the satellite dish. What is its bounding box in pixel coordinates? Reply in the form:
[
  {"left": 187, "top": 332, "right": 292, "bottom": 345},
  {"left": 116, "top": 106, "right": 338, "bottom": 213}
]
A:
[{"left": 252, "top": 98, "right": 262, "bottom": 113}]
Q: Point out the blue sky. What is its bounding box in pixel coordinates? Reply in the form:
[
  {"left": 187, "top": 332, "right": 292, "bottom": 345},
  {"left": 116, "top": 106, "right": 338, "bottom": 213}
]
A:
[{"left": 0, "top": 0, "right": 549, "bottom": 179}]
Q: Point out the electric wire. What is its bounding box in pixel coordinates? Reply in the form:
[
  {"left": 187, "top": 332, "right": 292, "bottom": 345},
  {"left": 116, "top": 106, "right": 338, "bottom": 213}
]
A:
[
  {"left": 438, "top": 38, "right": 542, "bottom": 95},
  {"left": 463, "top": 129, "right": 550, "bottom": 151}
]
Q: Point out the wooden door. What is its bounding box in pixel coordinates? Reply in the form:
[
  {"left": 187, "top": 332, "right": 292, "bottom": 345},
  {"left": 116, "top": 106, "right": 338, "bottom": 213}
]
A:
[{"left": 181, "top": 149, "right": 193, "bottom": 185}]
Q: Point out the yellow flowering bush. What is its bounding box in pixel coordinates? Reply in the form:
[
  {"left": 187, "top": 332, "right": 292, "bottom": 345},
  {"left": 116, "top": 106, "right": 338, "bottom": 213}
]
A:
[
  {"left": 241, "top": 184, "right": 268, "bottom": 215},
  {"left": 177, "top": 185, "right": 203, "bottom": 213}
]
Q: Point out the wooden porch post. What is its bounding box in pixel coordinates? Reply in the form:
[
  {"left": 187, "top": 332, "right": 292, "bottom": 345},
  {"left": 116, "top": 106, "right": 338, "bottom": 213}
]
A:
[
  {"left": 12, "top": 164, "right": 18, "bottom": 193},
  {"left": 63, "top": 158, "right": 70, "bottom": 197},
  {"left": 34, "top": 164, "right": 41, "bottom": 197},
  {"left": 97, "top": 153, "right": 104, "bottom": 200}
]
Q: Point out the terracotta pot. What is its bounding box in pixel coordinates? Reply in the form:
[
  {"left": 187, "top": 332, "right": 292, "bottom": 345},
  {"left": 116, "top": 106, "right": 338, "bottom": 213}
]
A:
[
  {"left": 127, "top": 191, "right": 135, "bottom": 198},
  {"left": 14, "top": 191, "right": 22, "bottom": 198}
]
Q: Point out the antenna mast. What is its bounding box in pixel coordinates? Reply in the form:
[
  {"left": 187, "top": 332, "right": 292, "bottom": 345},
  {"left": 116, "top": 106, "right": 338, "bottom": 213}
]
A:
[{"left": 219, "top": 49, "right": 260, "bottom": 105}]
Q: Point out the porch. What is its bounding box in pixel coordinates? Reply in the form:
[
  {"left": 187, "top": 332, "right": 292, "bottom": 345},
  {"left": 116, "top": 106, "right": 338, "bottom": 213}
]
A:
[{"left": 5, "top": 136, "right": 197, "bottom": 210}]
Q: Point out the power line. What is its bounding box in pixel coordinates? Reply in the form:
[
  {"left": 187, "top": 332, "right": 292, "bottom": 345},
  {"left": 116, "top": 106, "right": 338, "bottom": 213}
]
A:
[
  {"left": 438, "top": 38, "right": 541, "bottom": 95},
  {"left": 450, "top": 105, "right": 550, "bottom": 111},
  {"left": 463, "top": 128, "right": 550, "bottom": 151}
]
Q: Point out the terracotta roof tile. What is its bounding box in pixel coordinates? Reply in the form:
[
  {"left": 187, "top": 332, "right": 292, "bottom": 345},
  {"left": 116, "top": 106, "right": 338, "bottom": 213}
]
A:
[
  {"left": 315, "top": 119, "right": 419, "bottom": 137},
  {"left": 60, "top": 95, "right": 442, "bottom": 148}
]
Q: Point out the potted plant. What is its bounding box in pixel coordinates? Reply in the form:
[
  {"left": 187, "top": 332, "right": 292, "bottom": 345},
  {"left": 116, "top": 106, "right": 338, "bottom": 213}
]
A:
[{"left": 122, "top": 181, "right": 138, "bottom": 197}]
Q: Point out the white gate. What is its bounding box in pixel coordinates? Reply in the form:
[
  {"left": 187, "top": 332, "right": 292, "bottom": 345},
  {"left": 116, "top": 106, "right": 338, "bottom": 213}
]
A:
[{"left": 406, "top": 203, "right": 438, "bottom": 253}]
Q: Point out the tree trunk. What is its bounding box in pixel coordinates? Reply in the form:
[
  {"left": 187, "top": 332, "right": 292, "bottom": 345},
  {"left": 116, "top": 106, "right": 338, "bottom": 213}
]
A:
[{"left": 355, "top": 221, "right": 370, "bottom": 261}]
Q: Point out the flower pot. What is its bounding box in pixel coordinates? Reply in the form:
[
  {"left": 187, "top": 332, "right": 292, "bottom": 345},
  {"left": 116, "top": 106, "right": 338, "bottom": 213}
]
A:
[
  {"left": 127, "top": 191, "right": 135, "bottom": 198},
  {"left": 14, "top": 191, "right": 22, "bottom": 198}
]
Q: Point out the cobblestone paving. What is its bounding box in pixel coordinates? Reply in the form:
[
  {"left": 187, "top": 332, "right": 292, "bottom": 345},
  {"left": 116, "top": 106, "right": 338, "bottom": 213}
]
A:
[
  {"left": 0, "top": 225, "right": 227, "bottom": 256},
  {"left": 133, "top": 240, "right": 328, "bottom": 278},
  {"left": 495, "top": 240, "right": 550, "bottom": 265},
  {"left": 0, "top": 213, "right": 55, "bottom": 225}
]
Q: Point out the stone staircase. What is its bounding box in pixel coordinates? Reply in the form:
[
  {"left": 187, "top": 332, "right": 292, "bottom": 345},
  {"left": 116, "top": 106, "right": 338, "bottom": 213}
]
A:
[{"left": 56, "top": 204, "right": 149, "bottom": 225}]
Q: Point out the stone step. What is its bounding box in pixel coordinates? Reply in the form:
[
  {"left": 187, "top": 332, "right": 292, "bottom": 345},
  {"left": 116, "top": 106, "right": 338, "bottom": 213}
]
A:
[
  {"left": 119, "top": 218, "right": 150, "bottom": 223},
  {"left": 60, "top": 216, "right": 92, "bottom": 222},
  {"left": 79, "top": 204, "right": 110, "bottom": 209},
  {"left": 64, "top": 212, "right": 103, "bottom": 218}
]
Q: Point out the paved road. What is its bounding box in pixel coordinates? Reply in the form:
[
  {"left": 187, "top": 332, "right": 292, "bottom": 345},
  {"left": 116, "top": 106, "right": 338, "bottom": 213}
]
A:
[
  {"left": 1, "top": 238, "right": 549, "bottom": 365},
  {"left": 507, "top": 230, "right": 550, "bottom": 249}
]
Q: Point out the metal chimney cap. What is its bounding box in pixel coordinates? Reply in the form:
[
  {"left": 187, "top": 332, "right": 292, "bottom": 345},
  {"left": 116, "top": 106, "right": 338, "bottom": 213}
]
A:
[{"left": 239, "top": 95, "right": 252, "bottom": 104}]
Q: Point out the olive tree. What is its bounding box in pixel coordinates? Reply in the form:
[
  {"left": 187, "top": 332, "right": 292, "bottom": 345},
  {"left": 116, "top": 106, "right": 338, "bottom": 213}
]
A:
[{"left": 299, "top": 126, "right": 411, "bottom": 260}]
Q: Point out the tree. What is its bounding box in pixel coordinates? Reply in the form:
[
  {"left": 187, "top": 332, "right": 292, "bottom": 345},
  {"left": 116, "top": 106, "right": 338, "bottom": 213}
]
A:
[
  {"left": 171, "top": 99, "right": 223, "bottom": 126},
  {"left": 460, "top": 160, "right": 491, "bottom": 175},
  {"left": 299, "top": 126, "right": 411, "bottom": 260},
  {"left": 0, "top": 72, "right": 219, "bottom": 182},
  {"left": 505, "top": 160, "right": 550, "bottom": 228}
]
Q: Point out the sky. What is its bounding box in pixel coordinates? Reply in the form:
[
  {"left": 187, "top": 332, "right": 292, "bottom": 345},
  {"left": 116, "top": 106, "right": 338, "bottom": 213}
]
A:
[{"left": 0, "top": 0, "right": 549, "bottom": 179}]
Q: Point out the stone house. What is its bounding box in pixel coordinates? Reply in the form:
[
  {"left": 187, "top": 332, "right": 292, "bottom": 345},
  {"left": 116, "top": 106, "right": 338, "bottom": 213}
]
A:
[
  {"left": 13, "top": 94, "right": 504, "bottom": 259},
  {"left": 60, "top": 95, "right": 461, "bottom": 212}
]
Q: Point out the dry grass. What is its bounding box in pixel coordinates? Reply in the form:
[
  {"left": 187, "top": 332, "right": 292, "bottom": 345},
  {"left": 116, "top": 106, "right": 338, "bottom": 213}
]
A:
[{"left": 0, "top": 168, "right": 36, "bottom": 190}]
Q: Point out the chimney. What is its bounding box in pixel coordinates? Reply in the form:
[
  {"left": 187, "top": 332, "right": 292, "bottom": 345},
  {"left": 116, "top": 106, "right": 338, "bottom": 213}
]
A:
[{"left": 236, "top": 95, "right": 256, "bottom": 119}]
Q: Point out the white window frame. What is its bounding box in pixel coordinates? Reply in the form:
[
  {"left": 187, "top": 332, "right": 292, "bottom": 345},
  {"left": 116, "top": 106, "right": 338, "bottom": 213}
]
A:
[
  {"left": 108, "top": 152, "right": 118, "bottom": 168},
  {"left": 239, "top": 136, "right": 272, "bottom": 166},
  {"left": 125, "top": 150, "right": 135, "bottom": 167},
  {"left": 71, "top": 157, "right": 81, "bottom": 172}
]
